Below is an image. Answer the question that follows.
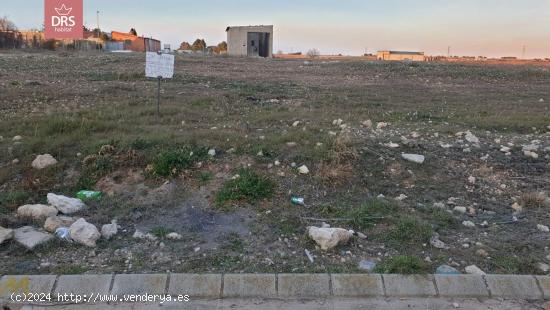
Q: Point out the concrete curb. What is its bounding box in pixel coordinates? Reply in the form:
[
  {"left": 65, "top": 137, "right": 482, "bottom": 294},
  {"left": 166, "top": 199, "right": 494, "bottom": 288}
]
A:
[{"left": 0, "top": 274, "right": 547, "bottom": 301}]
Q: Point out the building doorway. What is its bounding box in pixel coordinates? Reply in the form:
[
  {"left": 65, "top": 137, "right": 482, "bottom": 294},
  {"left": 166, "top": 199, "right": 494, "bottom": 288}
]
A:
[{"left": 247, "top": 32, "right": 270, "bottom": 57}]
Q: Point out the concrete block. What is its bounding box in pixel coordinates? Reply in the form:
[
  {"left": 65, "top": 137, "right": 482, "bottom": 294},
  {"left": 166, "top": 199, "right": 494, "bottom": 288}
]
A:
[
  {"left": 168, "top": 274, "right": 221, "bottom": 298},
  {"left": 535, "top": 276, "right": 550, "bottom": 299},
  {"left": 111, "top": 274, "right": 167, "bottom": 295},
  {"left": 435, "top": 275, "right": 489, "bottom": 298},
  {"left": 485, "top": 275, "right": 542, "bottom": 300},
  {"left": 54, "top": 274, "right": 112, "bottom": 296},
  {"left": 223, "top": 274, "right": 276, "bottom": 298},
  {"left": 0, "top": 275, "right": 57, "bottom": 298},
  {"left": 331, "top": 274, "right": 384, "bottom": 297},
  {"left": 383, "top": 274, "right": 436, "bottom": 297},
  {"left": 278, "top": 274, "right": 330, "bottom": 297}
]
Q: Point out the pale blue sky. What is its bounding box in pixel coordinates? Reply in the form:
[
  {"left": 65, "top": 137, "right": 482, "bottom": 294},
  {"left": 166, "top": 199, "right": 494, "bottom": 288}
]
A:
[{"left": 3, "top": 0, "right": 550, "bottom": 57}]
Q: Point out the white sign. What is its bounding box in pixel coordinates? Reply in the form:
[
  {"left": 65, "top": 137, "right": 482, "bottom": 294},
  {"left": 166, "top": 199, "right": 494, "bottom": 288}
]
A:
[{"left": 145, "top": 52, "right": 175, "bottom": 79}]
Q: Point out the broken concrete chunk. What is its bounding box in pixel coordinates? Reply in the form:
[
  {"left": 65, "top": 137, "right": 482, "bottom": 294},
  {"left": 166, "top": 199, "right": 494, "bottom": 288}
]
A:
[
  {"left": 0, "top": 226, "right": 14, "bottom": 245},
  {"left": 465, "top": 265, "right": 486, "bottom": 275},
  {"left": 17, "top": 204, "right": 58, "bottom": 220},
  {"left": 14, "top": 226, "right": 53, "bottom": 250},
  {"left": 44, "top": 215, "right": 77, "bottom": 233},
  {"left": 307, "top": 226, "right": 353, "bottom": 251},
  {"left": 101, "top": 220, "right": 119, "bottom": 240},
  {"left": 298, "top": 165, "right": 310, "bottom": 174},
  {"left": 69, "top": 218, "right": 100, "bottom": 247},
  {"left": 47, "top": 193, "right": 86, "bottom": 214}
]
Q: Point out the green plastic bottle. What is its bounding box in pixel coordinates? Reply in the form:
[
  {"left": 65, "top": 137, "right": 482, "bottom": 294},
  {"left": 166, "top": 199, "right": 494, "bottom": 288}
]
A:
[{"left": 76, "top": 190, "right": 102, "bottom": 200}]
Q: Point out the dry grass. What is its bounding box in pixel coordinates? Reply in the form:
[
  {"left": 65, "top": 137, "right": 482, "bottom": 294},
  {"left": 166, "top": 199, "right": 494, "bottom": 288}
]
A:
[
  {"left": 518, "top": 192, "right": 550, "bottom": 208},
  {"left": 316, "top": 135, "right": 358, "bottom": 185}
]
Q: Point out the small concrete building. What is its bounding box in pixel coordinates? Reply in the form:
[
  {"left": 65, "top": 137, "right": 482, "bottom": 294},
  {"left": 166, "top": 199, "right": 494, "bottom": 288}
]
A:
[
  {"left": 226, "top": 25, "right": 273, "bottom": 57},
  {"left": 377, "top": 51, "right": 425, "bottom": 61}
]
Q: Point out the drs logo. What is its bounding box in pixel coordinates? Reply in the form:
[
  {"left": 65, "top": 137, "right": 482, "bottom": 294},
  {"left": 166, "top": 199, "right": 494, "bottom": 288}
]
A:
[{"left": 44, "top": 0, "right": 83, "bottom": 39}]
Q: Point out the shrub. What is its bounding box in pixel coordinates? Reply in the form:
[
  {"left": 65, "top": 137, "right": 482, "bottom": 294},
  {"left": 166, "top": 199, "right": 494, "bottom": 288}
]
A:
[
  {"left": 216, "top": 168, "right": 275, "bottom": 205},
  {"left": 348, "top": 199, "right": 398, "bottom": 229},
  {"left": 152, "top": 147, "right": 208, "bottom": 177},
  {"left": 374, "top": 255, "right": 428, "bottom": 274},
  {"left": 385, "top": 216, "right": 433, "bottom": 246}
]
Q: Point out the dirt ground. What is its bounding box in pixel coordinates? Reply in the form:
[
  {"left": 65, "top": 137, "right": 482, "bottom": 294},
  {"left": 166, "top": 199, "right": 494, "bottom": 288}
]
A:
[{"left": 0, "top": 51, "right": 549, "bottom": 275}]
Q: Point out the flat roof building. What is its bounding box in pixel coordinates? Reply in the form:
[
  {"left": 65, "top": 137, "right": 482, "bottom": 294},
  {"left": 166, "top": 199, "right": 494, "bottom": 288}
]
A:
[
  {"left": 377, "top": 51, "right": 425, "bottom": 62},
  {"left": 226, "top": 25, "right": 273, "bottom": 58}
]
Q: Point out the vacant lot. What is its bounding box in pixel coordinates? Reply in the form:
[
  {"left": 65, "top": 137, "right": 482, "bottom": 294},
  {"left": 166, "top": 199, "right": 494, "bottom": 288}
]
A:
[{"left": 0, "top": 51, "right": 549, "bottom": 275}]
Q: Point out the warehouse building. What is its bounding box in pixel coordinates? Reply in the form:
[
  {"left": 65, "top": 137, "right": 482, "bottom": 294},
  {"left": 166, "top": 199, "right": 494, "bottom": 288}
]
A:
[
  {"left": 110, "top": 31, "right": 161, "bottom": 52},
  {"left": 377, "top": 50, "right": 425, "bottom": 61},
  {"left": 226, "top": 25, "right": 273, "bottom": 57}
]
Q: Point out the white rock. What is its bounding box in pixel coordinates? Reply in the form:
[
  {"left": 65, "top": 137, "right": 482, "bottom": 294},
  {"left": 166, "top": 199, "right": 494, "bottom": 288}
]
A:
[
  {"left": 166, "top": 232, "right": 183, "bottom": 240},
  {"left": 524, "top": 151, "right": 539, "bottom": 159},
  {"left": 274, "top": 160, "right": 281, "bottom": 166},
  {"left": 500, "top": 146, "right": 511, "bottom": 153},
  {"left": 133, "top": 229, "right": 157, "bottom": 241},
  {"left": 462, "top": 221, "right": 476, "bottom": 228},
  {"left": 31, "top": 154, "right": 57, "bottom": 169},
  {"left": 537, "top": 224, "right": 550, "bottom": 233},
  {"left": 433, "top": 202, "right": 446, "bottom": 209},
  {"left": 13, "top": 226, "right": 53, "bottom": 250},
  {"left": 12, "top": 135, "right": 22, "bottom": 141},
  {"left": 468, "top": 176, "right": 476, "bottom": 184},
  {"left": 384, "top": 142, "right": 400, "bottom": 148},
  {"left": 362, "top": 120, "right": 373, "bottom": 128},
  {"left": 208, "top": 149, "right": 216, "bottom": 156},
  {"left": 453, "top": 206, "right": 467, "bottom": 214},
  {"left": 395, "top": 194, "right": 408, "bottom": 201},
  {"left": 12, "top": 159, "right": 19, "bottom": 164},
  {"left": 292, "top": 121, "right": 300, "bottom": 127},
  {"left": 44, "top": 215, "right": 77, "bottom": 233},
  {"left": 47, "top": 193, "right": 86, "bottom": 214},
  {"left": 69, "top": 218, "right": 100, "bottom": 247},
  {"left": 307, "top": 226, "right": 353, "bottom": 251},
  {"left": 537, "top": 263, "right": 550, "bottom": 273},
  {"left": 17, "top": 204, "right": 58, "bottom": 220},
  {"left": 465, "top": 265, "right": 486, "bottom": 275},
  {"left": 101, "top": 220, "right": 118, "bottom": 239},
  {"left": 298, "top": 165, "right": 310, "bottom": 174},
  {"left": 430, "top": 234, "right": 449, "bottom": 250},
  {"left": 0, "top": 226, "right": 14, "bottom": 245},
  {"left": 333, "top": 119, "right": 343, "bottom": 126},
  {"left": 376, "top": 122, "right": 388, "bottom": 130},
  {"left": 464, "top": 131, "right": 479, "bottom": 144},
  {"left": 401, "top": 154, "right": 425, "bottom": 164}
]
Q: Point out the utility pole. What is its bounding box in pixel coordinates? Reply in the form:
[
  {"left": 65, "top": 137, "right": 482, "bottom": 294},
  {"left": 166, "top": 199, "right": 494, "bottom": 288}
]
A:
[
  {"left": 447, "top": 46, "right": 451, "bottom": 58},
  {"left": 96, "top": 10, "right": 100, "bottom": 37},
  {"left": 522, "top": 45, "right": 526, "bottom": 59}
]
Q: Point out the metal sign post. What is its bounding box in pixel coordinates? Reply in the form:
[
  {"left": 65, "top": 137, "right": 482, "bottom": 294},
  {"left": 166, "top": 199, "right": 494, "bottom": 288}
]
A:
[
  {"left": 157, "top": 76, "right": 161, "bottom": 117},
  {"left": 145, "top": 51, "right": 175, "bottom": 117}
]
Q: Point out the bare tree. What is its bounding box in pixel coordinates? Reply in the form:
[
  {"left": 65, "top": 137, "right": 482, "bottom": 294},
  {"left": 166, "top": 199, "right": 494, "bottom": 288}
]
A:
[
  {"left": 0, "top": 16, "right": 17, "bottom": 31},
  {"left": 307, "top": 48, "right": 320, "bottom": 59}
]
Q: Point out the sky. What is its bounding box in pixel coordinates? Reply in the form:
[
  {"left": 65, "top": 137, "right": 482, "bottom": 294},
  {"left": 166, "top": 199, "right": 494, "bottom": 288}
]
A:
[{"left": 2, "top": 0, "right": 550, "bottom": 58}]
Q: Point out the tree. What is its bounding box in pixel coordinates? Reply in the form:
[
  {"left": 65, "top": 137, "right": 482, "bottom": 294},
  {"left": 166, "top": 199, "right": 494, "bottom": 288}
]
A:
[
  {"left": 217, "top": 41, "right": 227, "bottom": 53},
  {"left": 129, "top": 28, "right": 137, "bottom": 36},
  {"left": 307, "top": 48, "right": 320, "bottom": 58},
  {"left": 191, "top": 39, "right": 207, "bottom": 51},
  {"left": 0, "top": 16, "right": 17, "bottom": 31},
  {"left": 179, "top": 41, "right": 192, "bottom": 50}
]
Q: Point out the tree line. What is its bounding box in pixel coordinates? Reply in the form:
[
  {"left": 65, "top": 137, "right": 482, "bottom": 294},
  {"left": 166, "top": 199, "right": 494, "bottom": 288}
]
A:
[{"left": 179, "top": 39, "right": 227, "bottom": 53}]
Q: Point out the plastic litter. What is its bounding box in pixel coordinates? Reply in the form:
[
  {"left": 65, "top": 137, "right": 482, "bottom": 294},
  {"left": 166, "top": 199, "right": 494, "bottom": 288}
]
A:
[
  {"left": 55, "top": 227, "right": 71, "bottom": 241},
  {"left": 358, "top": 260, "right": 377, "bottom": 272},
  {"left": 291, "top": 196, "right": 305, "bottom": 206},
  {"left": 76, "top": 190, "right": 102, "bottom": 200},
  {"left": 436, "top": 264, "right": 461, "bottom": 275}
]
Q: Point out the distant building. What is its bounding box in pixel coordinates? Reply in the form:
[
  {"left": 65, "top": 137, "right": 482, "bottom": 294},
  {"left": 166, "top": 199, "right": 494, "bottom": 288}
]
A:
[
  {"left": 226, "top": 25, "right": 273, "bottom": 57},
  {"left": 110, "top": 31, "right": 160, "bottom": 52},
  {"left": 377, "top": 51, "right": 425, "bottom": 61}
]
